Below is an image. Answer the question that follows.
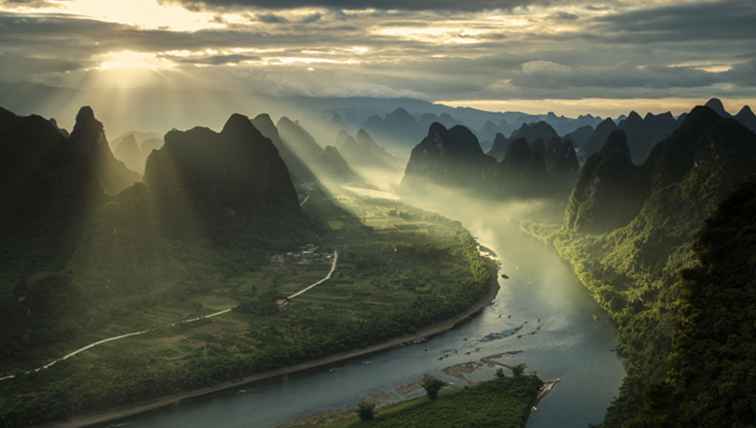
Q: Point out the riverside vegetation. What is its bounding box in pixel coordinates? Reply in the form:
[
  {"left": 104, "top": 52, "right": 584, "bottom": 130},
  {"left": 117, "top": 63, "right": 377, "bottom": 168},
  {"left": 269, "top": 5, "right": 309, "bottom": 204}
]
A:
[
  {"left": 523, "top": 105, "right": 756, "bottom": 427},
  {"left": 287, "top": 373, "right": 542, "bottom": 428}
]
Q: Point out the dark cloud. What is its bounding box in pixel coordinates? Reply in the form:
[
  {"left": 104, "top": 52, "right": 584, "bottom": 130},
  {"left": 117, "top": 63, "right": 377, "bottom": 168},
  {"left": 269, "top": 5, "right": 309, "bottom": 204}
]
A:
[
  {"left": 593, "top": 0, "right": 756, "bottom": 42},
  {"left": 160, "top": 52, "right": 261, "bottom": 65},
  {"left": 256, "top": 12, "right": 288, "bottom": 23}
]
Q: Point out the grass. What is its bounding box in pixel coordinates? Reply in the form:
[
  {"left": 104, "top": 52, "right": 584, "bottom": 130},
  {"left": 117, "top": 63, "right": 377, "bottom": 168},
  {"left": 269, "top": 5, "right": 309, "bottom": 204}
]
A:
[
  {"left": 288, "top": 375, "right": 542, "bottom": 428},
  {"left": 0, "top": 184, "right": 495, "bottom": 427}
]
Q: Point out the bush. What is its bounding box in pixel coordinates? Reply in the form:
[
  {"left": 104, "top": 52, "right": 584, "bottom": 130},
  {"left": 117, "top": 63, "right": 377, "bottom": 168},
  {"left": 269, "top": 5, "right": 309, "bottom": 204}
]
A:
[
  {"left": 357, "top": 400, "right": 376, "bottom": 421},
  {"left": 420, "top": 375, "right": 447, "bottom": 400},
  {"left": 511, "top": 363, "right": 526, "bottom": 378},
  {"left": 495, "top": 368, "right": 506, "bottom": 379}
]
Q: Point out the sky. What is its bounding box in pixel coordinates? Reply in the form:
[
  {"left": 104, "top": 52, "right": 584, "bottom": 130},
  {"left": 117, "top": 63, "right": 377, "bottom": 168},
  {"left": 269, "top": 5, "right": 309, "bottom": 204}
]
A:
[{"left": 1, "top": 0, "right": 755, "bottom": 116}]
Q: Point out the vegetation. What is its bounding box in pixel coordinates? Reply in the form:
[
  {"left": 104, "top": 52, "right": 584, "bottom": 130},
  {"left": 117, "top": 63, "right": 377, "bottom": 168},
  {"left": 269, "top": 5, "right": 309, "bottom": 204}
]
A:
[
  {"left": 357, "top": 401, "right": 376, "bottom": 421},
  {"left": 511, "top": 363, "right": 527, "bottom": 378},
  {"left": 521, "top": 107, "right": 756, "bottom": 427},
  {"left": 525, "top": 178, "right": 756, "bottom": 427},
  {"left": 0, "top": 185, "right": 495, "bottom": 427},
  {"left": 288, "top": 374, "right": 542, "bottom": 428},
  {"left": 420, "top": 376, "right": 447, "bottom": 400}
]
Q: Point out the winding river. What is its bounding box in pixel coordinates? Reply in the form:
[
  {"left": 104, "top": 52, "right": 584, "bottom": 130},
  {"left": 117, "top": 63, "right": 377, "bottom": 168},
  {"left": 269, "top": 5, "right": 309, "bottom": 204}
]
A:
[{"left": 103, "top": 192, "right": 624, "bottom": 428}]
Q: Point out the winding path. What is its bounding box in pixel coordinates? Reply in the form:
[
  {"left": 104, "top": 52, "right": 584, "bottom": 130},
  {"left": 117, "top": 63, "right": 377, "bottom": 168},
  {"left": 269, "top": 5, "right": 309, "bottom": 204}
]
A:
[
  {"left": 284, "top": 250, "right": 338, "bottom": 301},
  {"left": 0, "top": 250, "right": 338, "bottom": 383}
]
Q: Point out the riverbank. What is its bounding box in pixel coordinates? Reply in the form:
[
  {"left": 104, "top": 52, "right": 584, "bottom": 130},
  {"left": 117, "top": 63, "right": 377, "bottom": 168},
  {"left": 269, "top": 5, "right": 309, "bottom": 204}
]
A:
[
  {"left": 38, "top": 271, "right": 501, "bottom": 428},
  {"left": 287, "top": 373, "right": 542, "bottom": 428}
]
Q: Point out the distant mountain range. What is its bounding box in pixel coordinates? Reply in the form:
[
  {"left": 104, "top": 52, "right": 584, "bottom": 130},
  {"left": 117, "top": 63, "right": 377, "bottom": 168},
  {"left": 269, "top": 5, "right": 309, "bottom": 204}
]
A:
[{"left": 401, "top": 121, "right": 578, "bottom": 199}]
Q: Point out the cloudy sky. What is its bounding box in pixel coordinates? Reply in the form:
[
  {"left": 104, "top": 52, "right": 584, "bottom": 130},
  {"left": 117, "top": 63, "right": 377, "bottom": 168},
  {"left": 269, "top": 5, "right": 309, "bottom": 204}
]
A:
[{"left": 1, "top": 0, "right": 755, "bottom": 116}]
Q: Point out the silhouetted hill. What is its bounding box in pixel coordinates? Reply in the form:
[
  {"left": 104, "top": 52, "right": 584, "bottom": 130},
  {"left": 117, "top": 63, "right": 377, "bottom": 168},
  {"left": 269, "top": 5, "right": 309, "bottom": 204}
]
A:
[
  {"left": 145, "top": 114, "right": 301, "bottom": 236},
  {"left": 401, "top": 123, "right": 495, "bottom": 193},
  {"left": 564, "top": 130, "right": 646, "bottom": 233},
  {"left": 496, "top": 138, "right": 547, "bottom": 196},
  {"left": 277, "top": 117, "right": 360, "bottom": 182},
  {"left": 487, "top": 133, "right": 510, "bottom": 161},
  {"left": 704, "top": 97, "right": 729, "bottom": 117},
  {"left": 0, "top": 106, "right": 139, "bottom": 238},
  {"left": 735, "top": 105, "right": 756, "bottom": 133},
  {"left": 114, "top": 134, "right": 145, "bottom": 173},
  {"left": 336, "top": 128, "right": 398, "bottom": 171},
  {"left": 544, "top": 137, "right": 579, "bottom": 178},
  {"left": 509, "top": 121, "right": 559, "bottom": 144},
  {"left": 252, "top": 113, "right": 318, "bottom": 185},
  {"left": 581, "top": 118, "right": 617, "bottom": 161},
  {"left": 402, "top": 122, "right": 578, "bottom": 199},
  {"left": 564, "top": 125, "right": 594, "bottom": 156},
  {"left": 619, "top": 111, "right": 679, "bottom": 164}
]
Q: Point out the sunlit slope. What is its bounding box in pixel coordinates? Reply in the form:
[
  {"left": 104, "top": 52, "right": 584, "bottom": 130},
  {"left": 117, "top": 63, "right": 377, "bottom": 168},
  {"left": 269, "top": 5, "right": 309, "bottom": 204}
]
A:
[{"left": 525, "top": 105, "right": 756, "bottom": 427}]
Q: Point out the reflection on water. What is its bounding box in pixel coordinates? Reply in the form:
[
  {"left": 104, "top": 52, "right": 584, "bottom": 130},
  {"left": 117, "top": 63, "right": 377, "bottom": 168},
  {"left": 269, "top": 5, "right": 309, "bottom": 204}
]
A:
[{"left": 109, "top": 190, "right": 624, "bottom": 428}]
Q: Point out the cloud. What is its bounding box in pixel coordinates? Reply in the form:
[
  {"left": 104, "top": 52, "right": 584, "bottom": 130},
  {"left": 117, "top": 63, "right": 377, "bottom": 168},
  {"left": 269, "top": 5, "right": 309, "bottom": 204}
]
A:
[
  {"left": 161, "top": 0, "right": 562, "bottom": 12},
  {"left": 591, "top": 0, "right": 756, "bottom": 42},
  {"left": 1, "top": 0, "right": 755, "bottom": 105},
  {"left": 256, "top": 12, "right": 288, "bottom": 23}
]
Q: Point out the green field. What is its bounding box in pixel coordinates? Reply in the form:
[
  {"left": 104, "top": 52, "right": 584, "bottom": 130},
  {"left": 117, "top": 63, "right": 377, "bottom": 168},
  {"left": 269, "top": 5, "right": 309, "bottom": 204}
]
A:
[
  {"left": 0, "top": 184, "right": 494, "bottom": 427},
  {"left": 288, "top": 374, "right": 542, "bottom": 428}
]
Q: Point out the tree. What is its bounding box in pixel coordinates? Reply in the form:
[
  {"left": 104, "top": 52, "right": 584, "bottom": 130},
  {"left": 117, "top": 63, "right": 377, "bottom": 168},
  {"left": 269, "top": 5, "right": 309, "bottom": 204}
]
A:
[
  {"left": 357, "top": 400, "right": 375, "bottom": 421},
  {"left": 512, "top": 363, "right": 527, "bottom": 377},
  {"left": 420, "top": 375, "right": 447, "bottom": 400}
]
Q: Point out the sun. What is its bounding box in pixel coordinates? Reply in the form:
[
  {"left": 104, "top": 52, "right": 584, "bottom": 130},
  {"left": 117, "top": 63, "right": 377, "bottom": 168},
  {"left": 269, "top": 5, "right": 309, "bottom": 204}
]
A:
[{"left": 97, "top": 51, "right": 175, "bottom": 71}]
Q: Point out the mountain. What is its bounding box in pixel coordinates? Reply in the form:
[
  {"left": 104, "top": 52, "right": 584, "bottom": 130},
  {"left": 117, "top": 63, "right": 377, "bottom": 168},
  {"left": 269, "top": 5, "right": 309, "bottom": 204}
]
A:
[
  {"left": 579, "top": 118, "right": 617, "bottom": 161},
  {"left": 563, "top": 130, "right": 646, "bottom": 234},
  {"left": 0, "top": 105, "right": 140, "bottom": 252},
  {"left": 665, "top": 179, "right": 756, "bottom": 427},
  {"left": 252, "top": 113, "right": 318, "bottom": 185},
  {"left": 476, "top": 120, "right": 504, "bottom": 149},
  {"left": 144, "top": 113, "right": 301, "bottom": 236},
  {"left": 497, "top": 138, "right": 547, "bottom": 196},
  {"left": 704, "top": 97, "right": 729, "bottom": 117},
  {"left": 336, "top": 128, "right": 399, "bottom": 172},
  {"left": 509, "top": 121, "right": 559, "bottom": 144},
  {"left": 113, "top": 134, "right": 145, "bottom": 173},
  {"left": 488, "top": 121, "right": 563, "bottom": 162},
  {"left": 363, "top": 108, "right": 434, "bottom": 152},
  {"left": 544, "top": 137, "right": 579, "bottom": 179},
  {"left": 401, "top": 123, "right": 495, "bottom": 193},
  {"left": 735, "top": 105, "right": 756, "bottom": 133},
  {"left": 552, "top": 104, "right": 756, "bottom": 427},
  {"left": 487, "top": 133, "right": 511, "bottom": 161},
  {"left": 277, "top": 116, "right": 360, "bottom": 182},
  {"left": 402, "top": 122, "right": 578, "bottom": 199},
  {"left": 563, "top": 125, "right": 594, "bottom": 155},
  {"left": 618, "top": 111, "right": 679, "bottom": 164}
]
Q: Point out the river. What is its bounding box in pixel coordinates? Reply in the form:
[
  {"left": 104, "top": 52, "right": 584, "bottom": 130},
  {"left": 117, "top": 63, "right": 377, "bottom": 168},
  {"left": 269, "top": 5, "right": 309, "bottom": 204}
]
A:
[{"left": 103, "top": 192, "right": 624, "bottom": 428}]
